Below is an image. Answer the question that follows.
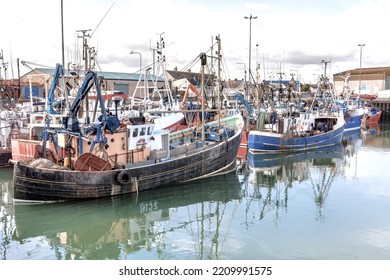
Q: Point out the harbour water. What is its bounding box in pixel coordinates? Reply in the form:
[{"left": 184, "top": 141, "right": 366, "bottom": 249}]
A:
[{"left": 1, "top": 122, "right": 390, "bottom": 260}]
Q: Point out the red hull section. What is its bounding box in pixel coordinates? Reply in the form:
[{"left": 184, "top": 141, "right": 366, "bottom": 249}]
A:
[
  {"left": 163, "top": 118, "right": 183, "bottom": 132},
  {"left": 11, "top": 139, "right": 40, "bottom": 161},
  {"left": 363, "top": 110, "right": 382, "bottom": 124},
  {"left": 236, "top": 130, "right": 248, "bottom": 162}
]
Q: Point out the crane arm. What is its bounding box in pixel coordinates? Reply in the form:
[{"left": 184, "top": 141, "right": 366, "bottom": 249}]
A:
[
  {"left": 64, "top": 71, "right": 120, "bottom": 134},
  {"left": 47, "top": 63, "right": 63, "bottom": 114},
  {"left": 235, "top": 92, "right": 253, "bottom": 115},
  {"left": 181, "top": 82, "right": 203, "bottom": 109}
]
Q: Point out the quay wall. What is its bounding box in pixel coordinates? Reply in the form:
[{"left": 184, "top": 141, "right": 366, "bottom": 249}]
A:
[{"left": 371, "top": 99, "right": 390, "bottom": 122}]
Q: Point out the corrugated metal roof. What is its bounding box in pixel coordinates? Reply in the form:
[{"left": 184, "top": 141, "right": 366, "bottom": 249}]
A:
[{"left": 334, "top": 66, "right": 390, "bottom": 77}]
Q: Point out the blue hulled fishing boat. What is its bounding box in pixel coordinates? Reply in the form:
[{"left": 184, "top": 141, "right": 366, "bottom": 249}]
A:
[{"left": 248, "top": 76, "right": 345, "bottom": 153}]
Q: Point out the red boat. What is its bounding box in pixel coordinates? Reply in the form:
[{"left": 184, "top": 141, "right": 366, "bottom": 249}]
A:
[{"left": 362, "top": 106, "right": 382, "bottom": 124}]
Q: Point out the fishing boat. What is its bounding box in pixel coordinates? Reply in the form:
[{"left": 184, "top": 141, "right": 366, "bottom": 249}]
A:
[
  {"left": 362, "top": 105, "right": 382, "bottom": 124},
  {"left": 0, "top": 119, "right": 12, "bottom": 167},
  {"left": 335, "top": 74, "right": 364, "bottom": 131},
  {"left": 335, "top": 96, "right": 364, "bottom": 132},
  {"left": 1, "top": 108, "right": 20, "bottom": 167},
  {"left": 11, "top": 64, "right": 244, "bottom": 203},
  {"left": 248, "top": 76, "right": 345, "bottom": 153}
]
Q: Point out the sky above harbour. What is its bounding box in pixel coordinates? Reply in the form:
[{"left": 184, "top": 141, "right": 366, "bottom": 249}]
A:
[{"left": 1, "top": 0, "right": 389, "bottom": 85}]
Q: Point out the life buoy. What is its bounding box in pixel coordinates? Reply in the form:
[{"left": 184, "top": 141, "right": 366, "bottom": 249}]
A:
[
  {"left": 136, "top": 138, "right": 146, "bottom": 149},
  {"left": 117, "top": 171, "right": 131, "bottom": 185}
]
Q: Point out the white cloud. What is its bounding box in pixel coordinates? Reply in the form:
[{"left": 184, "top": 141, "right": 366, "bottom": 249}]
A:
[{"left": 1, "top": 0, "right": 389, "bottom": 86}]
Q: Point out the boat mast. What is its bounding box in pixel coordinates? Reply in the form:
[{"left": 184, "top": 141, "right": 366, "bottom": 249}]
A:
[
  {"left": 60, "top": 0, "right": 69, "bottom": 114},
  {"left": 77, "top": 29, "right": 92, "bottom": 123},
  {"left": 200, "top": 53, "right": 206, "bottom": 142},
  {"left": 215, "top": 35, "right": 222, "bottom": 123}
]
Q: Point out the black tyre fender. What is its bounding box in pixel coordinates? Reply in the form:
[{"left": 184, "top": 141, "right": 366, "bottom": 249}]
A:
[{"left": 117, "top": 171, "right": 131, "bottom": 185}]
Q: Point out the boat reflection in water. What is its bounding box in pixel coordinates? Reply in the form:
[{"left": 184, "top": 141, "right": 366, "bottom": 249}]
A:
[
  {"left": 10, "top": 172, "right": 241, "bottom": 260},
  {"left": 361, "top": 122, "right": 385, "bottom": 148},
  {"left": 246, "top": 144, "right": 345, "bottom": 221}
]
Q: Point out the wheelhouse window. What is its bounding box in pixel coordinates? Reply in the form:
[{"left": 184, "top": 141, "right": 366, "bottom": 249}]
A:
[{"left": 132, "top": 128, "right": 138, "bottom": 137}]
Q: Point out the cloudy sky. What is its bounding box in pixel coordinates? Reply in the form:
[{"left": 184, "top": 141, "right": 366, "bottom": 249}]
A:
[{"left": 1, "top": 0, "right": 389, "bottom": 84}]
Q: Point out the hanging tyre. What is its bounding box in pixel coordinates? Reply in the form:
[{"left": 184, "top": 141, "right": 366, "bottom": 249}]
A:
[{"left": 117, "top": 171, "right": 131, "bottom": 185}]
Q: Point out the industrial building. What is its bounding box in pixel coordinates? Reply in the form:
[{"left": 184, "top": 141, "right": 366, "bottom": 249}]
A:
[{"left": 333, "top": 66, "right": 390, "bottom": 97}]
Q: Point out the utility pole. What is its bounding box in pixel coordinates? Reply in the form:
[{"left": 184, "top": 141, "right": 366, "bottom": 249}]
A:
[{"left": 244, "top": 14, "right": 257, "bottom": 84}]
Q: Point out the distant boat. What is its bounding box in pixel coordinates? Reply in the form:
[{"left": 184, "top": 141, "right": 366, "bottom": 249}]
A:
[
  {"left": 335, "top": 74, "right": 364, "bottom": 132},
  {"left": 0, "top": 117, "right": 11, "bottom": 167},
  {"left": 248, "top": 76, "right": 345, "bottom": 153},
  {"left": 335, "top": 97, "right": 364, "bottom": 132},
  {"left": 0, "top": 110, "right": 19, "bottom": 167},
  {"left": 248, "top": 112, "right": 345, "bottom": 153},
  {"left": 362, "top": 106, "right": 382, "bottom": 124},
  {"left": 11, "top": 69, "right": 244, "bottom": 203}
]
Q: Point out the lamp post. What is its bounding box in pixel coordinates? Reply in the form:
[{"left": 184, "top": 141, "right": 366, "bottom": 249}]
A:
[
  {"left": 358, "top": 44, "right": 365, "bottom": 95},
  {"left": 129, "top": 51, "right": 142, "bottom": 73},
  {"left": 244, "top": 14, "right": 257, "bottom": 84}
]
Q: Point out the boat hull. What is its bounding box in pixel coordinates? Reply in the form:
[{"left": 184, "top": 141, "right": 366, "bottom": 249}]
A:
[
  {"left": 344, "top": 109, "right": 364, "bottom": 131},
  {"left": 12, "top": 121, "right": 243, "bottom": 203},
  {"left": 248, "top": 125, "right": 344, "bottom": 153},
  {"left": 363, "top": 109, "right": 382, "bottom": 124},
  {"left": 0, "top": 149, "right": 12, "bottom": 167},
  {"left": 154, "top": 112, "right": 185, "bottom": 132}
]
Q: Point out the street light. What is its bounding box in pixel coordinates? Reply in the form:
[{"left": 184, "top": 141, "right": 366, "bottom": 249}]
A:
[
  {"left": 129, "top": 51, "right": 142, "bottom": 73},
  {"left": 358, "top": 43, "right": 365, "bottom": 95},
  {"left": 244, "top": 14, "right": 257, "bottom": 84}
]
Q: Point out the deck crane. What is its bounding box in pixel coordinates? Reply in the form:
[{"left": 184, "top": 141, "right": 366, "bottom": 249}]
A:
[
  {"left": 181, "top": 82, "right": 203, "bottom": 109},
  {"left": 234, "top": 92, "right": 253, "bottom": 116},
  {"left": 41, "top": 69, "right": 121, "bottom": 158},
  {"left": 46, "top": 63, "right": 63, "bottom": 114},
  {"left": 63, "top": 71, "right": 120, "bottom": 135}
]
